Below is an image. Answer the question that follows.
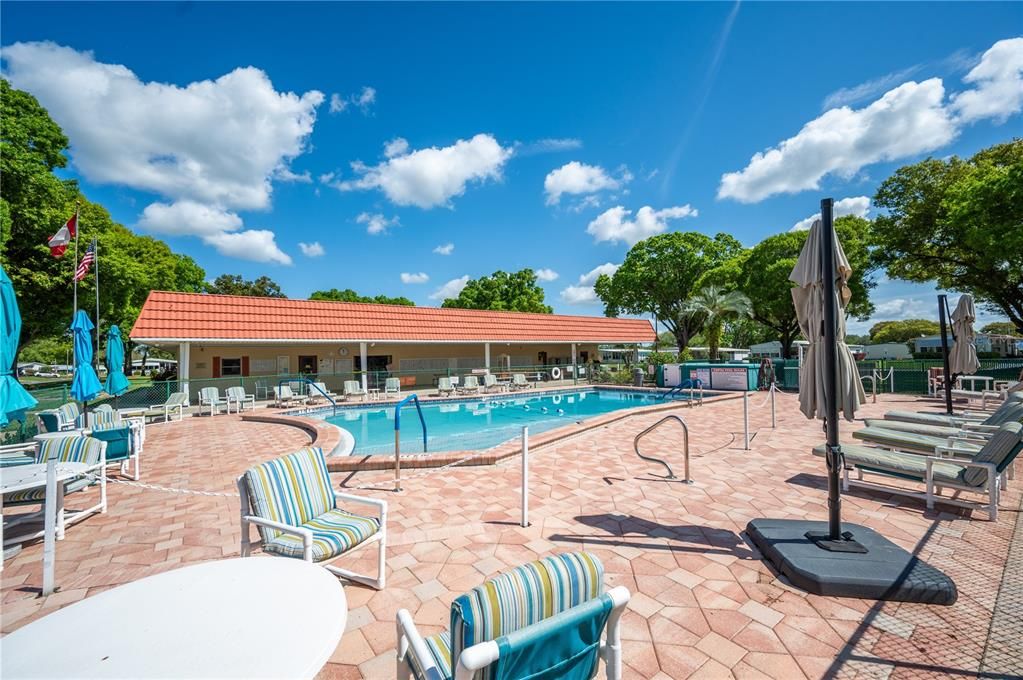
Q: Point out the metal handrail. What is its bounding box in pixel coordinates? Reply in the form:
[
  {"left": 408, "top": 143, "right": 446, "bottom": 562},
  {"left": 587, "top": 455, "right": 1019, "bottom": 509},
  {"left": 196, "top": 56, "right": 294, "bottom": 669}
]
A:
[
  {"left": 633, "top": 415, "right": 693, "bottom": 483},
  {"left": 659, "top": 379, "right": 704, "bottom": 406},
  {"left": 277, "top": 378, "right": 338, "bottom": 417},
  {"left": 860, "top": 374, "right": 877, "bottom": 403},
  {"left": 393, "top": 394, "right": 428, "bottom": 492}
]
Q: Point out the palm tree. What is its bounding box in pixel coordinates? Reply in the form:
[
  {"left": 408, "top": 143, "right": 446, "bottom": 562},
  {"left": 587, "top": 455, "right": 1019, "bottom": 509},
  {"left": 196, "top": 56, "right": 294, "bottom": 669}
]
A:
[{"left": 684, "top": 285, "right": 752, "bottom": 361}]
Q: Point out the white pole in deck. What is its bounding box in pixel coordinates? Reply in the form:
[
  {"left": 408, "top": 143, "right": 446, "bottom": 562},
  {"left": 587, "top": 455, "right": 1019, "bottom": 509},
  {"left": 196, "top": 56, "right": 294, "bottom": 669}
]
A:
[
  {"left": 521, "top": 426, "right": 529, "bottom": 527},
  {"left": 743, "top": 391, "right": 750, "bottom": 450},
  {"left": 42, "top": 460, "right": 57, "bottom": 596},
  {"left": 771, "top": 382, "right": 777, "bottom": 429}
]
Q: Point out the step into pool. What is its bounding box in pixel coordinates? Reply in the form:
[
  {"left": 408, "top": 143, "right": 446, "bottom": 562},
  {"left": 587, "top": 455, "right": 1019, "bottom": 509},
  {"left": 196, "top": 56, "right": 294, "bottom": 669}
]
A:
[{"left": 313, "top": 387, "right": 711, "bottom": 455}]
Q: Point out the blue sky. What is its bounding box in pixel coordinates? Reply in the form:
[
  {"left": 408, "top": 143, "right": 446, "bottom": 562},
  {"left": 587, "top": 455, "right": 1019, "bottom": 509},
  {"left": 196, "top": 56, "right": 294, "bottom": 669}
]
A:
[{"left": 2, "top": 2, "right": 1021, "bottom": 333}]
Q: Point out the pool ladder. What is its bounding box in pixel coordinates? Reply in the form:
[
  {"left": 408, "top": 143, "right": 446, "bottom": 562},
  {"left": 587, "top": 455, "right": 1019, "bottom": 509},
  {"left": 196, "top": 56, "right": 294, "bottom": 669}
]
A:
[{"left": 633, "top": 415, "right": 693, "bottom": 483}]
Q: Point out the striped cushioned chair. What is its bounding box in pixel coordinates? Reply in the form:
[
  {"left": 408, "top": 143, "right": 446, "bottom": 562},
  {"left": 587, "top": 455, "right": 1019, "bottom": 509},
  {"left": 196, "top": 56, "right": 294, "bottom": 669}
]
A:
[
  {"left": 37, "top": 402, "right": 83, "bottom": 433},
  {"left": 397, "top": 552, "right": 630, "bottom": 680},
  {"left": 2, "top": 435, "right": 108, "bottom": 539},
  {"left": 237, "top": 446, "right": 387, "bottom": 589}
]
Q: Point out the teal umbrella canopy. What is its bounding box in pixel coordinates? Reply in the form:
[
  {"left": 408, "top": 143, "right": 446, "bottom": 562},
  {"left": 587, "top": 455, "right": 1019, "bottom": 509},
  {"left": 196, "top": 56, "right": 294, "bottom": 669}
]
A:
[
  {"left": 0, "top": 265, "right": 38, "bottom": 426},
  {"left": 70, "top": 310, "right": 103, "bottom": 402},
  {"left": 104, "top": 325, "right": 130, "bottom": 396}
]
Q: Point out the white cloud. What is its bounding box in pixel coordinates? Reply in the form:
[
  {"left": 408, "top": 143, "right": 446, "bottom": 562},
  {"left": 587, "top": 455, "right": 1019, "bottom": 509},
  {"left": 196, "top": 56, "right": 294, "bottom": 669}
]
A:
[
  {"left": 329, "top": 93, "right": 348, "bottom": 114},
  {"left": 535, "top": 268, "right": 559, "bottom": 282},
  {"left": 400, "top": 272, "right": 430, "bottom": 284},
  {"left": 384, "top": 138, "right": 410, "bottom": 158},
  {"left": 822, "top": 66, "right": 923, "bottom": 110},
  {"left": 586, "top": 205, "right": 698, "bottom": 245},
  {"left": 429, "top": 275, "right": 470, "bottom": 301},
  {"left": 333, "top": 134, "right": 512, "bottom": 208},
  {"left": 719, "top": 37, "right": 1023, "bottom": 204},
  {"left": 355, "top": 86, "right": 376, "bottom": 111},
  {"left": 951, "top": 37, "right": 1023, "bottom": 124},
  {"left": 719, "top": 79, "right": 956, "bottom": 203},
  {"left": 137, "top": 200, "right": 243, "bottom": 237},
  {"left": 328, "top": 86, "right": 376, "bottom": 114},
  {"left": 544, "top": 161, "right": 629, "bottom": 206},
  {"left": 2, "top": 41, "right": 323, "bottom": 212},
  {"left": 433, "top": 243, "right": 454, "bottom": 255},
  {"left": 2, "top": 41, "right": 322, "bottom": 266},
  {"left": 298, "top": 241, "right": 325, "bottom": 257},
  {"left": 560, "top": 262, "right": 619, "bottom": 305},
  {"left": 516, "top": 138, "right": 583, "bottom": 156},
  {"left": 356, "top": 212, "right": 399, "bottom": 235},
  {"left": 203, "top": 230, "right": 292, "bottom": 265},
  {"left": 790, "top": 196, "right": 871, "bottom": 232}
]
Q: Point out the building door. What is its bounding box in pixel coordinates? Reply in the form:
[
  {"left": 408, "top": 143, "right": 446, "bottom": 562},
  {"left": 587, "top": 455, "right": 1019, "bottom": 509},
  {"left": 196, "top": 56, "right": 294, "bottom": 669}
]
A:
[
  {"left": 277, "top": 355, "right": 289, "bottom": 375},
  {"left": 354, "top": 355, "right": 391, "bottom": 387},
  {"left": 298, "top": 355, "right": 317, "bottom": 375},
  {"left": 537, "top": 351, "right": 547, "bottom": 366}
]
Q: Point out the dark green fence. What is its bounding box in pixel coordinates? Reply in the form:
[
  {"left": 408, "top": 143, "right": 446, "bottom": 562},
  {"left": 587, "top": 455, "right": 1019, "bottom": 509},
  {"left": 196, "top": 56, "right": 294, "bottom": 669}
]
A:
[{"left": 776, "top": 357, "right": 1023, "bottom": 395}]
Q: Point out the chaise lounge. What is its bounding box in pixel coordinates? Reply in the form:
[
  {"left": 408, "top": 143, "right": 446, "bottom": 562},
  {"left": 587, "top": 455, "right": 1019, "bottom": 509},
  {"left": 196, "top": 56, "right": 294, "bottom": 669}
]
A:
[{"left": 814, "top": 422, "right": 1023, "bottom": 520}]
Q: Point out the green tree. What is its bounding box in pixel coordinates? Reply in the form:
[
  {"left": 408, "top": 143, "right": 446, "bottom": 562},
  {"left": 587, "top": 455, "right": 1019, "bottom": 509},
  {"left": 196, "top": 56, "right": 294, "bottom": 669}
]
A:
[
  {"left": 872, "top": 139, "right": 1023, "bottom": 332},
  {"left": 206, "top": 274, "right": 286, "bottom": 298},
  {"left": 682, "top": 285, "right": 752, "bottom": 360},
  {"left": 19, "top": 336, "right": 72, "bottom": 365},
  {"left": 980, "top": 321, "right": 1017, "bottom": 336},
  {"left": 594, "top": 232, "right": 744, "bottom": 352},
  {"left": 309, "top": 288, "right": 415, "bottom": 306},
  {"left": 869, "top": 319, "right": 941, "bottom": 344},
  {"left": 725, "top": 216, "right": 875, "bottom": 358},
  {"left": 441, "top": 269, "right": 552, "bottom": 313}
]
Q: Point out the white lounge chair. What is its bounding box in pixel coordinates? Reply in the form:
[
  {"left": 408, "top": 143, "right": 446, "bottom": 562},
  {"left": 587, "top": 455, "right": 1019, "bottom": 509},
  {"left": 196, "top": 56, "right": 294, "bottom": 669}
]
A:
[
  {"left": 344, "top": 380, "right": 367, "bottom": 402},
  {"left": 238, "top": 446, "right": 387, "bottom": 589},
  {"left": 384, "top": 377, "right": 401, "bottom": 398},
  {"left": 458, "top": 375, "right": 481, "bottom": 395},
  {"left": 397, "top": 552, "right": 628, "bottom": 680},
  {"left": 483, "top": 374, "right": 501, "bottom": 393},
  {"left": 510, "top": 373, "right": 533, "bottom": 390},
  {"left": 143, "top": 392, "right": 188, "bottom": 422},
  {"left": 198, "top": 387, "right": 226, "bottom": 416},
  {"left": 437, "top": 377, "right": 455, "bottom": 396},
  {"left": 273, "top": 385, "right": 300, "bottom": 407},
  {"left": 226, "top": 386, "right": 256, "bottom": 413}
]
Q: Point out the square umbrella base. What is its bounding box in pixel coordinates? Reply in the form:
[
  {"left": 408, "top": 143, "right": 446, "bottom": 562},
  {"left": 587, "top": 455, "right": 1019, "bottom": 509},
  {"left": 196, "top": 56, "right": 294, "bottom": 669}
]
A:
[{"left": 746, "top": 518, "right": 957, "bottom": 604}]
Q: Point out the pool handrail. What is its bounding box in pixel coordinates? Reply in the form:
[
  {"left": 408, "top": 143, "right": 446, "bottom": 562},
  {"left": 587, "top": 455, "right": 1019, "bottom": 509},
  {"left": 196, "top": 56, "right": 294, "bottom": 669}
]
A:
[
  {"left": 277, "top": 378, "right": 338, "bottom": 417},
  {"left": 393, "top": 394, "right": 428, "bottom": 493},
  {"left": 659, "top": 378, "right": 703, "bottom": 402}
]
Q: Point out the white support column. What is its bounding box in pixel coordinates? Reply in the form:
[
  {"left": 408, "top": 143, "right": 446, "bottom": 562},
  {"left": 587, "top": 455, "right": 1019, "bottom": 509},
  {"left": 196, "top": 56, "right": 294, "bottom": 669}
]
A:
[
  {"left": 178, "top": 342, "right": 191, "bottom": 403},
  {"left": 484, "top": 343, "right": 491, "bottom": 372},
  {"left": 571, "top": 343, "right": 577, "bottom": 384},
  {"left": 360, "top": 342, "right": 369, "bottom": 391}
]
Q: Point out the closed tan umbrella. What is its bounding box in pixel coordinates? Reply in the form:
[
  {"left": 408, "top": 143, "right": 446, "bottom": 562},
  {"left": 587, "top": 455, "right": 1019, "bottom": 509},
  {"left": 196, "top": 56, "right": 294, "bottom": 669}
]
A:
[
  {"left": 789, "top": 219, "right": 866, "bottom": 421},
  {"left": 949, "top": 294, "right": 980, "bottom": 377}
]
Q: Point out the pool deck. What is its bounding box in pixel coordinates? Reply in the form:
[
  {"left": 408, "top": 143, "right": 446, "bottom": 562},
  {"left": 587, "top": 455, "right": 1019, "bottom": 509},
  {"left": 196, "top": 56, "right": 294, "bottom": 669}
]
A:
[{"left": 3, "top": 390, "right": 1021, "bottom": 678}]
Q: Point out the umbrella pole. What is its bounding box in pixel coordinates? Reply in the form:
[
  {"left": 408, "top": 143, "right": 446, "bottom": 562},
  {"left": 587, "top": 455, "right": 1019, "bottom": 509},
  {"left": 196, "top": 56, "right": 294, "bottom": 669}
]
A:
[
  {"left": 938, "top": 295, "right": 954, "bottom": 415},
  {"left": 819, "top": 198, "right": 843, "bottom": 542}
]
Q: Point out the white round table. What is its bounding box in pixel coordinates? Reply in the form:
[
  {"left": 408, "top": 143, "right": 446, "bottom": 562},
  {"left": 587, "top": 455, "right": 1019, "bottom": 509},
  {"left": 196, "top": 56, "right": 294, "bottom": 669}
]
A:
[{"left": 1, "top": 558, "right": 347, "bottom": 679}]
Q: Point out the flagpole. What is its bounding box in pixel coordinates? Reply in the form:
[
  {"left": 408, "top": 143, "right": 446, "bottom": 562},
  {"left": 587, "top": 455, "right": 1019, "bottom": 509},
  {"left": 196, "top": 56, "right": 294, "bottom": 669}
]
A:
[
  {"left": 94, "top": 238, "right": 100, "bottom": 369},
  {"left": 72, "top": 203, "right": 80, "bottom": 317}
]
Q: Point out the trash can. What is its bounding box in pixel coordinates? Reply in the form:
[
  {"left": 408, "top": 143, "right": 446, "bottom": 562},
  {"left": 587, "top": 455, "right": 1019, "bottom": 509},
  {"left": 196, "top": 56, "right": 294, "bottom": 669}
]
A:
[{"left": 633, "top": 368, "right": 645, "bottom": 387}]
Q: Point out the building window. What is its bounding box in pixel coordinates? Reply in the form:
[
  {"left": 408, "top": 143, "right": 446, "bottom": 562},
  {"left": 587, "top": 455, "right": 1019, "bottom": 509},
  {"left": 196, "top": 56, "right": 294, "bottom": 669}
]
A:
[{"left": 221, "top": 358, "right": 242, "bottom": 376}]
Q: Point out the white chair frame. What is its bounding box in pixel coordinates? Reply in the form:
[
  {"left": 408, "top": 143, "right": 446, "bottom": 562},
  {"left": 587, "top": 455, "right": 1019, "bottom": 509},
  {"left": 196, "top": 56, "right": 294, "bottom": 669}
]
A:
[
  {"left": 237, "top": 481, "right": 387, "bottom": 590},
  {"left": 395, "top": 586, "right": 629, "bottom": 680},
  {"left": 226, "top": 387, "right": 256, "bottom": 413},
  {"left": 198, "top": 388, "right": 226, "bottom": 416}
]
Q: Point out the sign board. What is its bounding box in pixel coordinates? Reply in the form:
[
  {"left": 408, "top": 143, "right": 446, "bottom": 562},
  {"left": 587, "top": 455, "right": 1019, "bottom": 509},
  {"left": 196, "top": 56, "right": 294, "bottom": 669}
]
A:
[
  {"left": 712, "top": 366, "right": 749, "bottom": 391},
  {"left": 688, "top": 367, "right": 711, "bottom": 385}
]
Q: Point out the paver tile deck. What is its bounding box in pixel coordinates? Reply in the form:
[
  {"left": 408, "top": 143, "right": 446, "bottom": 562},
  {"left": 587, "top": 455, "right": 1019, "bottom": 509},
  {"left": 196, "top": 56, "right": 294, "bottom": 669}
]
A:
[{"left": 3, "top": 392, "right": 1020, "bottom": 678}]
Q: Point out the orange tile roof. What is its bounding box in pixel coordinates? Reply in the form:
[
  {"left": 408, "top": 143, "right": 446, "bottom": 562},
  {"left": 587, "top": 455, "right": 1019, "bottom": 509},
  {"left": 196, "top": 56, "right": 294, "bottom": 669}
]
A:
[{"left": 130, "top": 291, "right": 655, "bottom": 344}]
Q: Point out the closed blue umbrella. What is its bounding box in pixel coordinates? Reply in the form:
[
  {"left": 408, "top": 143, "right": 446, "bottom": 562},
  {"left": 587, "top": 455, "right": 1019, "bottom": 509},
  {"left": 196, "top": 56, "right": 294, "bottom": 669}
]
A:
[
  {"left": 70, "top": 310, "right": 103, "bottom": 402},
  {"left": 0, "top": 265, "right": 38, "bottom": 427},
  {"left": 104, "top": 325, "right": 130, "bottom": 396}
]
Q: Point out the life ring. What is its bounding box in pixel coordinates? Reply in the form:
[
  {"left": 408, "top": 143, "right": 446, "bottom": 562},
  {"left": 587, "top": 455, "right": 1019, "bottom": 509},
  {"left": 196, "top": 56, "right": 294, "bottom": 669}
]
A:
[
  {"left": 552, "top": 394, "right": 563, "bottom": 405},
  {"left": 551, "top": 367, "right": 562, "bottom": 380}
]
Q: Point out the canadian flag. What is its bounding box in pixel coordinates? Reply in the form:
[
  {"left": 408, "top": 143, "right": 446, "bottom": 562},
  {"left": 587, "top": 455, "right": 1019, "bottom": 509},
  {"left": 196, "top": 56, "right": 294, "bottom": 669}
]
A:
[{"left": 48, "top": 213, "right": 77, "bottom": 257}]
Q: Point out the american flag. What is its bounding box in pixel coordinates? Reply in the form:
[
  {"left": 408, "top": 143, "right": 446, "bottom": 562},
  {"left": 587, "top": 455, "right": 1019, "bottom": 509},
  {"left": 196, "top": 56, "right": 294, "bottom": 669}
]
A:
[{"left": 75, "top": 242, "right": 96, "bottom": 281}]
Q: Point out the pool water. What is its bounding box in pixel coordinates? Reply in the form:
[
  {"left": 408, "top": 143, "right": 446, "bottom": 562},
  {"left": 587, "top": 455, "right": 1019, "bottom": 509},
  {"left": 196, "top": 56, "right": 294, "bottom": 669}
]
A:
[{"left": 321, "top": 388, "right": 703, "bottom": 455}]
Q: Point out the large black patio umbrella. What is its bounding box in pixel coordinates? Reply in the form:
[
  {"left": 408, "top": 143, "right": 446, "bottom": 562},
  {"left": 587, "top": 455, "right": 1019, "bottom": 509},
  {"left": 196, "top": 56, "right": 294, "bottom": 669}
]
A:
[{"left": 746, "top": 199, "right": 957, "bottom": 603}]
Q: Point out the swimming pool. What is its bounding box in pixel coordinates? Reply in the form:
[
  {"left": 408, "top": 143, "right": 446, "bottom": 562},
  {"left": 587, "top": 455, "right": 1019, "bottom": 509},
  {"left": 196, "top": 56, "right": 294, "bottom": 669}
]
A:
[{"left": 317, "top": 388, "right": 707, "bottom": 455}]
